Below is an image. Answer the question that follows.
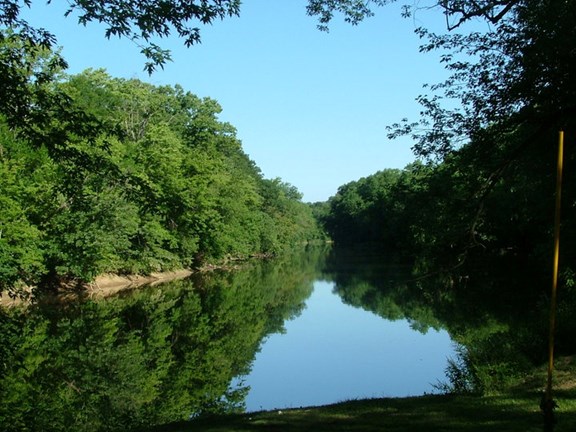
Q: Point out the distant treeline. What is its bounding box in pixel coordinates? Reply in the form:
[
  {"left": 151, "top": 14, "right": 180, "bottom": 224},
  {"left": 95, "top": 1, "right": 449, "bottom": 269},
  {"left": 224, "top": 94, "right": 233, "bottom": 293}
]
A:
[
  {"left": 315, "top": 137, "right": 576, "bottom": 279},
  {"left": 314, "top": 135, "right": 576, "bottom": 391},
  {"left": 0, "top": 43, "right": 323, "bottom": 294}
]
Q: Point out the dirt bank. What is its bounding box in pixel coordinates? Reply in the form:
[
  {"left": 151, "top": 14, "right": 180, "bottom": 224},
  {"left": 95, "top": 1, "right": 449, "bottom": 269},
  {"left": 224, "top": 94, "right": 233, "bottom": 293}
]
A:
[
  {"left": 87, "top": 269, "right": 194, "bottom": 298},
  {"left": 0, "top": 254, "right": 263, "bottom": 308},
  {"left": 0, "top": 269, "right": 193, "bottom": 308}
]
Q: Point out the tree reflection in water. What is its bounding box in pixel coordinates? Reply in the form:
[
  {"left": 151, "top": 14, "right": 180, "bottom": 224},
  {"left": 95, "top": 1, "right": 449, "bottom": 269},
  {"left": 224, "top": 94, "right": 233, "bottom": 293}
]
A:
[
  {"left": 323, "top": 247, "right": 576, "bottom": 395},
  {"left": 0, "top": 249, "right": 326, "bottom": 432}
]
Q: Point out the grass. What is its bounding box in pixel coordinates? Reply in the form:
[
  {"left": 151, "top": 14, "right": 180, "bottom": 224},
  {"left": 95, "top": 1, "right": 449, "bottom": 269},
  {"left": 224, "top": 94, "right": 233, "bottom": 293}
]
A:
[{"left": 148, "top": 357, "right": 576, "bottom": 432}]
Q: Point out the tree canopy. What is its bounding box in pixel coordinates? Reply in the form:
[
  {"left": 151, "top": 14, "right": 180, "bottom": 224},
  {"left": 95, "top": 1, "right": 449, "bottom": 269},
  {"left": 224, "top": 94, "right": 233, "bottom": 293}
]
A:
[
  {"left": 0, "top": 48, "right": 323, "bottom": 295},
  {"left": 319, "top": 0, "right": 576, "bottom": 276},
  {"left": 1, "top": 1, "right": 522, "bottom": 72},
  {"left": 306, "top": 1, "right": 520, "bottom": 30},
  {"left": 0, "top": 0, "right": 241, "bottom": 72},
  {"left": 3, "top": 0, "right": 575, "bottom": 296}
]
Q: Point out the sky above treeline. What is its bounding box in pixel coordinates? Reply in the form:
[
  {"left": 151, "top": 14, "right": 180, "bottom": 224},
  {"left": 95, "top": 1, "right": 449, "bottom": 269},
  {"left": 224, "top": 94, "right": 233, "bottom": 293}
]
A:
[{"left": 23, "top": 0, "right": 454, "bottom": 202}]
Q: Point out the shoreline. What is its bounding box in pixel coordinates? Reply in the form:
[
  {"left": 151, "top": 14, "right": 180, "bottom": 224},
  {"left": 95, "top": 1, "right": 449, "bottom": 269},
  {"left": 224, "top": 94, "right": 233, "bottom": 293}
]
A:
[
  {"left": 160, "top": 356, "right": 576, "bottom": 432},
  {"left": 0, "top": 255, "right": 259, "bottom": 308},
  {"left": 0, "top": 268, "right": 195, "bottom": 308},
  {"left": 0, "top": 250, "right": 304, "bottom": 308},
  {"left": 87, "top": 269, "right": 194, "bottom": 298}
]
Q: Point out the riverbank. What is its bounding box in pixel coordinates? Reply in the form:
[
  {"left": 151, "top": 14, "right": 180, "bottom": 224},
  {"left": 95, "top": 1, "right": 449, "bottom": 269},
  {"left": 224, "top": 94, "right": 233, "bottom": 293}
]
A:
[
  {"left": 160, "top": 395, "right": 575, "bottom": 432},
  {"left": 0, "top": 254, "right": 262, "bottom": 307},
  {"left": 0, "top": 269, "right": 194, "bottom": 307},
  {"left": 150, "top": 357, "right": 576, "bottom": 432}
]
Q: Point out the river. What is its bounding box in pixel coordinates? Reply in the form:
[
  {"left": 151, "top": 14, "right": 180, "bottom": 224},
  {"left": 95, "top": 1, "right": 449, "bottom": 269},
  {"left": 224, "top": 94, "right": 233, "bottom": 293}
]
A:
[
  {"left": 3, "top": 245, "right": 561, "bottom": 432},
  {"left": 242, "top": 279, "right": 453, "bottom": 412}
]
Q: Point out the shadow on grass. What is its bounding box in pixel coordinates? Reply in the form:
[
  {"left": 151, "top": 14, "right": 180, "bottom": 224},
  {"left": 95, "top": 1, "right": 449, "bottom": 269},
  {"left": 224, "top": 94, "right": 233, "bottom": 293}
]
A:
[{"left": 147, "top": 391, "right": 576, "bottom": 432}]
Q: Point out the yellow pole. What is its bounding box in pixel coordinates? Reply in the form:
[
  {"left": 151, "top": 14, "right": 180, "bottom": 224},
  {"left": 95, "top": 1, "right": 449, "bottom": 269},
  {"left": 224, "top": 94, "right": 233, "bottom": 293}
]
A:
[{"left": 545, "top": 130, "right": 563, "bottom": 406}]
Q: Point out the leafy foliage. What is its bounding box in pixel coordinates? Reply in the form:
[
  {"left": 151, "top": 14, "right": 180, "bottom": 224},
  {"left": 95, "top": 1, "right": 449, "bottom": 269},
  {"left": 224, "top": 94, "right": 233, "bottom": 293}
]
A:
[
  {"left": 322, "top": 0, "right": 576, "bottom": 276},
  {"left": 305, "top": 1, "right": 521, "bottom": 30},
  {"left": 320, "top": 169, "right": 403, "bottom": 247},
  {"left": 387, "top": 0, "right": 576, "bottom": 161},
  {"left": 0, "top": 39, "right": 322, "bottom": 295},
  {"left": 306, "top": 0, "right": 391, "bottom": 31},
  {"left": 1, "top": 0, "right": 241, "bottom": 73}
]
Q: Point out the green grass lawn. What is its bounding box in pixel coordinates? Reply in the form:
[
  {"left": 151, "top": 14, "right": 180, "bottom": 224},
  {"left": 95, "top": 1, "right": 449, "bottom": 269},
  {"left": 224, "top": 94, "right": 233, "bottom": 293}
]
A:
[{"left": 151, "top": 357, "right": 576, "bottom": 432}]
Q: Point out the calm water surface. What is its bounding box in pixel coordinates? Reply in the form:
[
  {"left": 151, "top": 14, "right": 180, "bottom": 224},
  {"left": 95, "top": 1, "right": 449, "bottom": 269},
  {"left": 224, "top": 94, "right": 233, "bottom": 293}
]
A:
[
  {"left": 1, "top": 248, "right": 461, "bottom": 432},
  {"left": 3, "top": 248, "right": 567, "bottom": 432},
  {"left": 242, "top": 279, "right": 455, "bottom": 412}
]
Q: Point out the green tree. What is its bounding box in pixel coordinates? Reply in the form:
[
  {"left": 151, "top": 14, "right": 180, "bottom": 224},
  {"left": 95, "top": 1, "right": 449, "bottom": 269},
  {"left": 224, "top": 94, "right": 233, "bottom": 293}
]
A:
[
  {"left": 1, "top": 0, "right": 241, "bottom": 73},
  {"left": 322, "top": 169, "right": 403, "bottom": 248},
  {"left": 0, "top": 151, "right": 46, "bottom": 292},
  {"left": 0, "top": 62, "right": 322, "bottom": 294},
  {"left": 316, "top": 0, "right": 576, "bottom": 280},
  {"left": 384, "top": 0, "right": 576, "bottom": 270}
]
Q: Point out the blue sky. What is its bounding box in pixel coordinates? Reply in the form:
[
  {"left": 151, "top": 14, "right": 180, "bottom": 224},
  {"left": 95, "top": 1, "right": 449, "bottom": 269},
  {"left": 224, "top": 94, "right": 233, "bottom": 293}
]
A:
[{"left": 24, "top": 0, "right": 451, "bottom": 202}]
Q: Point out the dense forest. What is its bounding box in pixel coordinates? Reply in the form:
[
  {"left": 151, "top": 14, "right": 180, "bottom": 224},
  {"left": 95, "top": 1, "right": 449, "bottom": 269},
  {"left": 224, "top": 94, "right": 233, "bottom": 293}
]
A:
[
  {"left": 313, "top": 1, "right": 576, "bottom": 404},
  {"left": 1, "top": 2, "right": 576, "bottom": 428},
  {"left": 3, "top": 0, "right": 575, "bottom": 294},
  {"left": 0, "top": 37, "right": 323, "bottom": 296},
  {"left": 316, "top": 0, "right": 576, "bottom": 284}
]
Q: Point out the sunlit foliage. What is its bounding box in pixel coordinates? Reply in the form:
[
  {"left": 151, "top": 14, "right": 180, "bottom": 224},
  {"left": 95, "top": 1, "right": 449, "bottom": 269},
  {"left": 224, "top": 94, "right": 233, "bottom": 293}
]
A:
[{"left": 0, "top": 39, "right": 322, "bottom": 295}]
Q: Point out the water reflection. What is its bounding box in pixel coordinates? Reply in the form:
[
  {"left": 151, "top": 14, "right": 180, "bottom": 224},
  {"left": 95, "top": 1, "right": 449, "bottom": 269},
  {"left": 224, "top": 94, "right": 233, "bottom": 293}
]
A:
[
  {"left": 2, "top": 246, "right": 571, "bottom": 431},
  {"left": 322, "top": 247, "right": 576, "bottom": 395},
  {"left": 0, "top": 251, "right": 320, "bottom": 432},
  {"left": 242, "top": 280, "right": 454, "bottom": 412}
]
